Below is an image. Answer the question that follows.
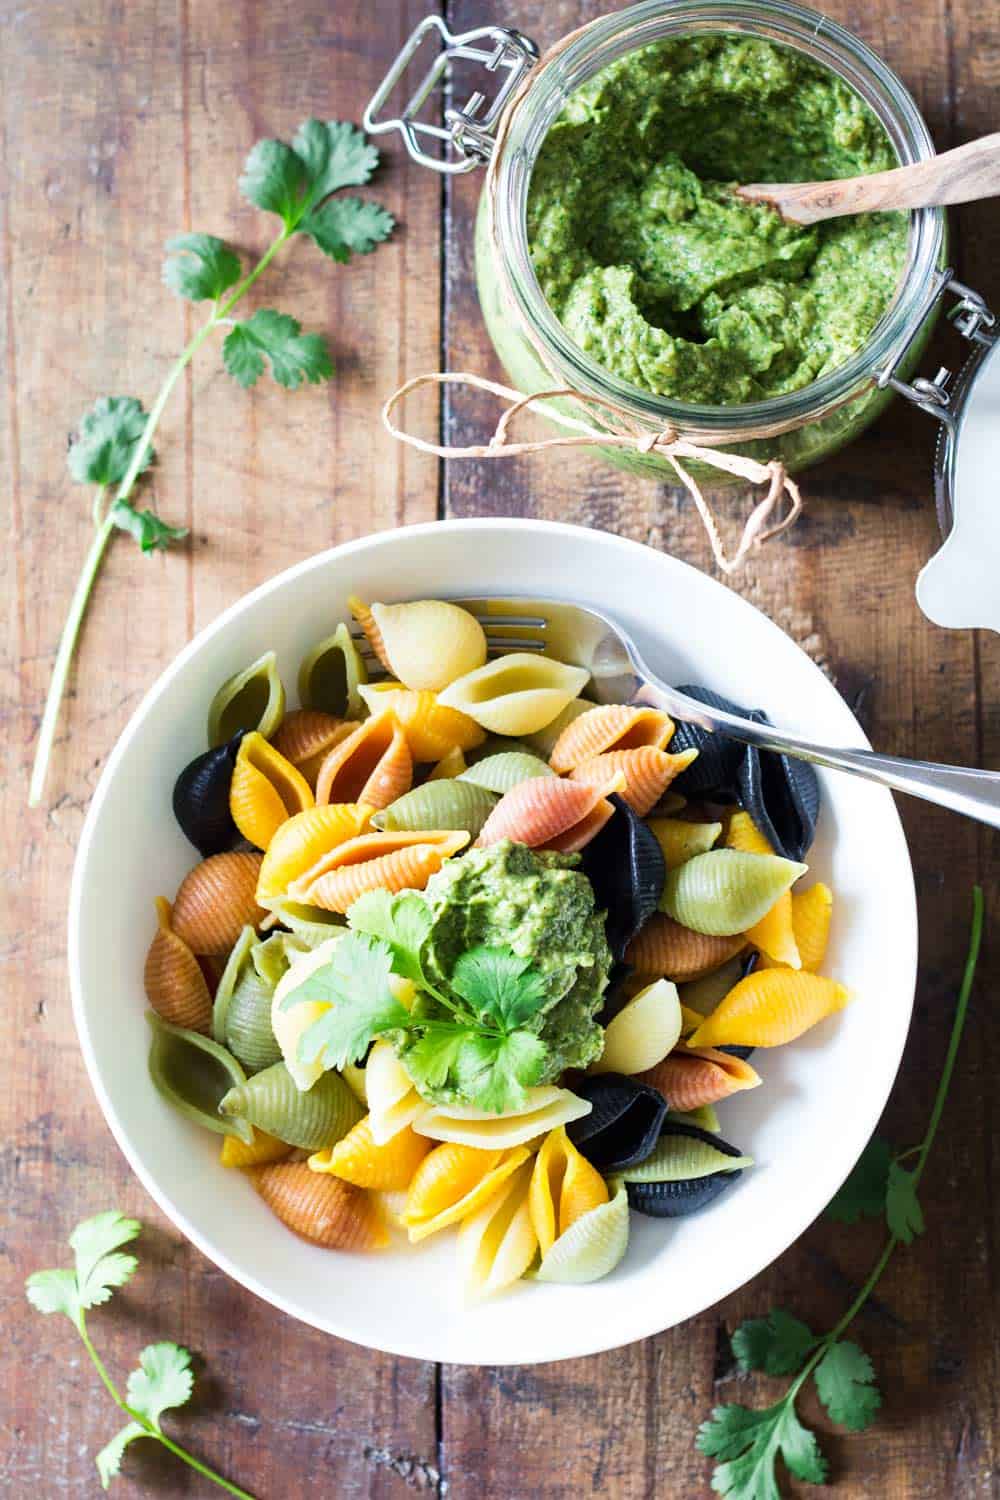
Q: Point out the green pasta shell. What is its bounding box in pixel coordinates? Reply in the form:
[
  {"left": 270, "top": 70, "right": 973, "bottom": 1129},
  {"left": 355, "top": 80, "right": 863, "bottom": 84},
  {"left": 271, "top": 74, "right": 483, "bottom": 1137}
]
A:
[
  {"left": 659, "top": 849, "right": 807, "bottom": 935},
  {"left": 298, "top": 623, "right": 368, "bottom": 719},
  {"left": 225, "top": 968, "right": 282, "bottom": 1074},
  {"left": 252, "top": 930, "right": 309, "bottom": 988},
  {"left": 458, "top": 751, "right": 555, "bottom": 794},
  {"left": 371, "top": 778, "right": 497, "bottom": 836},
  {"left": 219, "top": 1061, "right": 364, "bottom": 1149},
  {"left": 207, "top": 651, "right": 286, "bottom": 748},
  {"left": 667, "top": 1105, "right": 721, "bottom": 1134},
  {"left": 146, "top": 1011, "right": 252, "bottom": 1143},
  {"left": 535, "top": 1186, "right": 630, "bottom": 1285},
  {"left": 619, "top": 1132, "right": 752, "bottom": 1184},
  {"left": 264, "top": 898, "right": 347, "bottom": 947},
  {"left": 212, "top": 925, "right": 256, "bottom": 1042}
]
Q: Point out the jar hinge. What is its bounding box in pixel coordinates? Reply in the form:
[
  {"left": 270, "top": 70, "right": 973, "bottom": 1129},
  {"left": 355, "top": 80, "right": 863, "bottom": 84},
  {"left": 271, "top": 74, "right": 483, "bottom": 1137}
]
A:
[{"left": 875, "top": 270, "right": 997, "bottom": 430}]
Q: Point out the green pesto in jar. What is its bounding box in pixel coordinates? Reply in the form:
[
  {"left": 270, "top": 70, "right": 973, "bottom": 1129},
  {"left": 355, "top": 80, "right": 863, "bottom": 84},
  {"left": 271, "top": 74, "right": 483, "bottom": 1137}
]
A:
[{"left": 526, "top": 35, "right": 908, "bottom": 406}]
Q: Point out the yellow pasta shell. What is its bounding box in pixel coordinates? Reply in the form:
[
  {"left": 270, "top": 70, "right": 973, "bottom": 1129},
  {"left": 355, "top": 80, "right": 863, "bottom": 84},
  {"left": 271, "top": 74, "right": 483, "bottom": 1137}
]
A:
[
  {"left": 170, "top": 852, "right": 266, "bottom": 957},
  {"left": 143, "top": 897, "right": 213, "bottom": 1033},
  {"left": 271, "top": 709, "right": 352, "bottom": 788},
  {"left": 457, "top": 1160, "right": 538, "bottom": 1299},
  {"left": 255, "top": 802, "right": 373, "bottom": 905},
  {"left": 428, "top": 746, "right": 468, "bottom": 780},
  {"left": 310, "top": 1115, "right": 430, "bottom": 1190},
  {"left": 229, "top": 732, "right": 314, "bottom": 850},
  {"left": 315, "top": 713, "right": 413, "bottom": 811},
  {"left": 359, "top": 599, "right": 487, "bottom": 691},
  {"left": 220, "top": 1127, "right": 291, "bottom": 1168},
  {"left": 625, "top": 913, "right": 745, "bottom": 982},
  {"left": 791, "top": 883, "right": 833, "bottom": 972},
  {"left": 358, "top": 682, "right": 485, "bottom": 760},
  {"left": 688, "top": 968, "right": 852, "bottom": 1049},
  {"left": 403, "top": 1143, "right": 531, "bottom": 1242},
  {"left": 725, "top": 811, "right": 801, "bottom": 968},
  {"left": 549, "top": 704, "right": 674, "bottom": 772},
  {"left": 647, "top": 817, "right": 723, "bottom": 870},
  {"left": 290, "top": 829, "right": 469, "bottom": 913},
  {"left": 437, "top": 653, "right": 590, "bottom": 737},
  {"left": 570, "top": 747, "right": 698, "bottom": 817},
  {"left": 592, "top": 977, "right": 682, "bottom": 1074},
  {"left": 639, "top": 1046, "right": 761, "bottom": 1112},
  {"left": 528, "top": 1127, "right": 608, "bottom": 1257},
  {"left": 253, "top": 1160, "right": 388, "bottom": 1250}
]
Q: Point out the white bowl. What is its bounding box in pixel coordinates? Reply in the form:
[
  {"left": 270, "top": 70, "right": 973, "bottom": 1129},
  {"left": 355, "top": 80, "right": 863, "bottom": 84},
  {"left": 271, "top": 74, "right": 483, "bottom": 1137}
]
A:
[{"left": 70, "top": 519, "right": 916, "bottom": 1364}]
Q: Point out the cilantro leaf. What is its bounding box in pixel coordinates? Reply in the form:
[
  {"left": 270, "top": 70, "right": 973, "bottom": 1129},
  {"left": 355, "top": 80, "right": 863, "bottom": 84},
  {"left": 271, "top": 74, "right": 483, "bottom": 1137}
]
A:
[
  {"left": 449, "top": 946, "right": 549, "bottom": 1031},
  {"left": 731, "top": 1309, "right": 815, "bottom": 1376},
  {"left": 826, "top": 1135, "right": 893, "bottom": 1224},
  {"left": 282, "top": 932, "right": 410, "bottom": 1069},
  {"left": 698, "top": 1400, "right": 827, "bottom": 1498},
  {"left": 70, "top": 1211, "right": 141, "bottom": 1310},
  {"left": 25, "top": 1268, "right": 81, "bottom": 1323},
  {"left": 222, "top": 309, "right": 333, "bottom": 390},
  {"left": 454, "top": 1029, "right": 546, "bottom": 1114},
  {"left": 814, "top": 1340, "right": 882, "bottom": 1431},
  {"left": 240, "top": 119, "right": 379, "bottom": 233},
  {"left": 110, "top": 499, "right": 188, "bottom": 553},
  {"left": 126, "top": 1342, "right": 195, "bottom": 1430},
  {"left": 300, "top": 198, "right": 395, "bottom": 263},
  {"left": 404, "top": 1024, "right": 475, "bottom": 1093},
  {"left": 239, "top": 138, "right": 309, "bottom": 225},
  {"left": 886, "top": 1161, "right": 925, "bottom": 1244},
  {"left": 68, "top": 397, "right": 154, "bottom": 488},
  {"left": 96, "top": 1421, "right": 146, "bottom": 1489},
  {"left": 162, "top": 233, "right": 242, "bottom": 302},
  {"left": 347, "top": 890, "right": 433, "bottom": 988}
]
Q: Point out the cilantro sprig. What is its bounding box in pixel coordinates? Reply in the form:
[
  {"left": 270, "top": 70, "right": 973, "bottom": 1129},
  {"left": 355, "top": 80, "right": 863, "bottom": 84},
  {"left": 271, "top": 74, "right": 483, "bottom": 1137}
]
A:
[
  {"left": 697, "top": 886, "right": 984, "bottom": 1497},
  {"left": 26, "top": 1212, "right": 254, "bottom": 1496},
  {"left": 279, "top": 890, "right": 549, "bottom": 1113},
  {"left": 29, "top": 119, "right": 394, "bottom": 808}
]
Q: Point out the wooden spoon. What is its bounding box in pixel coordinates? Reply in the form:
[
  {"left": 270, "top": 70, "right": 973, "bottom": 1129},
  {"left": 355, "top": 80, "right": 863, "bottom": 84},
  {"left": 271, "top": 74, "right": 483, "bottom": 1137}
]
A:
[{"left": 737, "top": 131, "right": 1000, "bottom": 226}]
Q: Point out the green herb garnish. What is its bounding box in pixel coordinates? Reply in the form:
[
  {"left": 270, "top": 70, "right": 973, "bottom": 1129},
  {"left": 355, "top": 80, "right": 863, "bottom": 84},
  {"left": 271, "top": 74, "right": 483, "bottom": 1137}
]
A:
[
  {"left": 280, "top": 890, "right": 549, "bottom": 1113},
  {"left": 26, "top": 1211, "right": 254, "bottom": 1496},
  {"left": 697, "top": 885, "right": 983, "bottom": 1497},
  {"left": 28, "top": 118, "right": 393, "bottom": 808}
]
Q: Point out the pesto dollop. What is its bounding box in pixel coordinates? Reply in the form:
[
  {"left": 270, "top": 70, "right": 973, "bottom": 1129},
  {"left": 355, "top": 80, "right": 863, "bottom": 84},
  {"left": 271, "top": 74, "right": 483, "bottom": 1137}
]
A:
[
  {"left": 527, "top": 35, "right": 908, "bottom": 405},
  {"left": 412, "top": 840, "right": 611, "bottom": 1096}
]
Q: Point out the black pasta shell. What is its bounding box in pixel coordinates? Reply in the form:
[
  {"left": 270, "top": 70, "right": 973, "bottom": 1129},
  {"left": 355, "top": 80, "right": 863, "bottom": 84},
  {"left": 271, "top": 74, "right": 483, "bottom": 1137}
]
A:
[
  {"left": 667, "top": 685, "right": 752, "bottom": 800},
  {"left": 738, "top": 731, "right": 820, "bottom": 862},
  {"left": 597, "top": 961, "right": 635, "bottom": 1026},
  {"left": 625, "top": 1122, "right": 747, "bottom": 1219},
  {"left": 581, "top": 793, "right": 665, "bottom": 961},
  {"left": 172, "top": 732, "right": 245, "bottom": 857},
  {"left": 567, "top": 1072, "right": 668, "bottom": 1172}
]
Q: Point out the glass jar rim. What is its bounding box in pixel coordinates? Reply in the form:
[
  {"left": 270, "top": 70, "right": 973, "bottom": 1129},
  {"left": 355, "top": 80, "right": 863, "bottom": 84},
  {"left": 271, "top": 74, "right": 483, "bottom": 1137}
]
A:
[{"left": 489, "top": 0, "right": 945, "bottom": 434}]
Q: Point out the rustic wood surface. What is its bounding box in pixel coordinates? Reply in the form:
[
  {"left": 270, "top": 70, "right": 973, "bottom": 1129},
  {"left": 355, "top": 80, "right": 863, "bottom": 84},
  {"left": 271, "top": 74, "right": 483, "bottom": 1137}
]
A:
[{"left": 1, "top": 0, "right": 998, "bottom": 1495}]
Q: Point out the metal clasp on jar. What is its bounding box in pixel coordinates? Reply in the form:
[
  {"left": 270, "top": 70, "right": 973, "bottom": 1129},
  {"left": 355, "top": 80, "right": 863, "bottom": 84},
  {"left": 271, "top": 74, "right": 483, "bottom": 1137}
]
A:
[
  {"left": 363, "top": 15, "right": 538, "bottom": 174},
  {"left": 875, "top": 268, "right": 997, "bottom": 429}
]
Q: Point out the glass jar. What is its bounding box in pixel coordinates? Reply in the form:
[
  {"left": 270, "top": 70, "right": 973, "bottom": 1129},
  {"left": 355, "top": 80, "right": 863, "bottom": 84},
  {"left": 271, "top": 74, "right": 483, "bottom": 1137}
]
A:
[{"left": 367, "top": 1, "right": 947, "bottom": 480}]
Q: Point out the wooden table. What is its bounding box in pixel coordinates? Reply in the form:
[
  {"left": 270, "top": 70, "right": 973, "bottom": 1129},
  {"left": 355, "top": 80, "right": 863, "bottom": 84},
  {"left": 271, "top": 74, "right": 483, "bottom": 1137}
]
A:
[{"left": 3, "top": 2, "right": 998, "bottom": 1495}]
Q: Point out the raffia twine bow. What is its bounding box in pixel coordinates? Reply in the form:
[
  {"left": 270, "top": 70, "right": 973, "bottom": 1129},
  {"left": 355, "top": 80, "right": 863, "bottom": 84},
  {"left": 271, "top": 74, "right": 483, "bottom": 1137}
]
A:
[{"left": 382, "top": 371, "right": 803, "bottom": 575}]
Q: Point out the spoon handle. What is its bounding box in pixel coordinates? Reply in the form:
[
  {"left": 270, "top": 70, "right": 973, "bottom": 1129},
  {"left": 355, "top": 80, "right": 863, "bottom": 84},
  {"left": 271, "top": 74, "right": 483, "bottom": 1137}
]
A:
[{"left": 738, "top": 132, "right": 1000, "bottom": 226}]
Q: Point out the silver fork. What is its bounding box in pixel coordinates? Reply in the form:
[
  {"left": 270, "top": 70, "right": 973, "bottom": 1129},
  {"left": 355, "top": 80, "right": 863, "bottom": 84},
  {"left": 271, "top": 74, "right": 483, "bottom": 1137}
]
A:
[{"left": 352, "top": 596, "right": 1000, "bottom": 828}]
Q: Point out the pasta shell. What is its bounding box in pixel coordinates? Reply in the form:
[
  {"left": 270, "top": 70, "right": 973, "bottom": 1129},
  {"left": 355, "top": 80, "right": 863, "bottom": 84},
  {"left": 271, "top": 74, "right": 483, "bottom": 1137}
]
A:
[
  {"left": 341, "top": 1062, "right": 368, "bottom": 1105},
  {"left": 351, "top": 598, "right": 487, "bottom": 691},
  {"left": 791, "top": 883, "right": 833, "bottom": 972},
  {"left": 256, "top": 803, "right": 373, "bottom": 906},
  {"left": 253, "top": 1160, "right": 388, "bottom": 1249},
  {"left": 665, "top": 686, "right": 751, "bottom": 798},
  {"left": 458, "top": 751, "right": 555, "bottom": 795},
  {"left": 315, "top": 713, "right": 412, "bottom": 811},
  {"left": 621, "top": 1122, "right": 750, "bottom": 1218},
  {"left": 357, "top": 682, "right": 485, "bottom": 760},
  {"left": 208, "top": 651, "right": 285, "bottom": 747},
  {"left": 220, "top": 1127, "right": 291, "bottom": 1167},
  {"left": 428, "top": 746, "right": 467, "bottom": 780},
  {"left": 677, "top": 955, "right": 747, "bottom": 1017},
  {"left": 309, "top": 1115, "right": 430, "bottom": 1190},
  {"left": 688, "top": 968, "right": 851, "bottom": 1049},
  {"left": 271, "top": 709, "right": 352, "bottom": 788},
  {"left": 660, "top": 849, "right": 807, "bottom": 936},
  {"left": 567, "top": 1073, "right": 668, "bottom": 1171},
  {"left": 144, "top": 897, "right": 213, "bottom": 1033},
  {"left": 146, "top": 1011, "right": 252, "bottom": 1142},
  {"left": 524, "top": 698, "right": 592, "bottom": 759},
  {"left": 290, "top": 829, "right": 470, "bottom": 913},
  {"left": 475, "top": 774, "right": 622, "bottom": 854},
  {"left": 647, "top": 817, "right": 722, "bottom": 870},
  {"left": 550, "top": 704, "right": 674, "bottom": 773},
  {"left": 638, "top": 1046, "right": 761, "bottom": 1112},
  {"left": 298, "top": 624, "right": 368, "bottom": 719},
  {"left": 457, "top": 1160, "right": 538, "bottom": 1298},
  {"left": 212, "top": 924, "right": 257, "bottom": 1042},
  {"left": 229, "top": 732, "right": 314, "bottom": 851},
  {"left": 172, "top": 735, "right": 244, "bottom": 857},
  {"left": 222, "top": 946, "right": 285, "bottom": 1075},
  {"left": 667, "top": 1104, "right": 721, "bottom": 1134},
  {"left": 437, "top": 653, "right": 590, "bottom": 737},
  {"left": 593, "top": 978, "right": 682, "bottom": 1075},
  {"left": 725, "top": 811, "right": 800, "bottom": 968},
  {"left": 403, "top": 1143, "right": 531, "bottom": 1242},
  {"left": 581, "top": 793, "right": 665, "bottom": 959},
  {"left": 270, "top": 936, "right": 344, "bottom": 1091},
  {"left": 528, "top": 1127, "right": 608, "bottom": 1257},
  {"left": 170, "top": 852, "right": 266, "bottom": 956},
  {"left": 371, "top": 778, "right": 497, "bottom": 838},
  {"left": 220, "top": 1060, "right": 364, "bottom": 1150},
  {"left": 366, "top": 1039, "right": 426, "bottom": 1145},
  {"left": 571, "top": 747, "right": 698, "bottom": 817},
  {"left": 738, "top": 734, "right": 821, "bottom": 863},
  {"left": 536, "top": 1183, "right": 630, "bottom": 1285},
  {"left": 264, "top": 899, "right": 347, "bottom": 947},
  {"left": 413, "top": 1086, "right": 591, "bottom": 1150},
  {"left": 626, "top": 913, "right": 745, "bottom": 982}
]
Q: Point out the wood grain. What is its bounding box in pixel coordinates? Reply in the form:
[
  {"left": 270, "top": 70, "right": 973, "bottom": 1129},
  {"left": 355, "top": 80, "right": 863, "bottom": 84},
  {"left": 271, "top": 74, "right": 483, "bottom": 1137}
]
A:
[{"left": 1, "top": 0, "right": 999, "bottom": 1496}]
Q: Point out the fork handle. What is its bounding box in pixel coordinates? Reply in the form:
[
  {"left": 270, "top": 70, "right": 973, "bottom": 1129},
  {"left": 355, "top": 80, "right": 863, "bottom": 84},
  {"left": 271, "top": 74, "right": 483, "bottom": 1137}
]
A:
[{"left": 632, "top": 682, "right": 1000, "bottom": 829}]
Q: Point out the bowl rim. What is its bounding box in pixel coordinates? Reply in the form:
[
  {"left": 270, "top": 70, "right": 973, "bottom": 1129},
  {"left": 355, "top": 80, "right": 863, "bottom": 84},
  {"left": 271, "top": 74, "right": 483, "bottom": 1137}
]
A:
[{"left": 68, "top": 518, "right": 918, "bottom": 1363}]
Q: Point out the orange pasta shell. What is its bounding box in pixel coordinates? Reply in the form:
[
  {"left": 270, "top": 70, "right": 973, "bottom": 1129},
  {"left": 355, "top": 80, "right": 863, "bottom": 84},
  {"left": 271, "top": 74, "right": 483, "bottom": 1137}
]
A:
[
  {"left": 143, "top": 896, "right": 213, "bottom": 1033},
  {"left": 254, "top": 1160, "right": 388, "bottom": 1250},
  {"left": 271, "top": 709, "right": 352, "bottom": 788},
  {"left": 638, "top": 1046, "right": 761, "bottom": 1112},
  {"left": 315, "top": 713, "right": 413, "bottom": 811},
  {"left": 292, "top": 829, "right": 469, "bottom": 912},
  {"left": 475, "top": 774, "right": 622, "bottom": 853},
  {"left": 791, "top": 884, "right": 833, "bottom": 972},
  {"left": 348, "top": 594, "right": 392, "bottom": 672},
  {"left": 625, "top": 913, "right": 745, "bottom": 981},
  {"left": 570, "top": 747, "right": 698, "bottom": 817},
  {"left": 170, "top": 851, "right": 266, "bottom": 956},
  {"left": 255, "top": 802, "right": 373, "bottom": 905},
  {"left": 549, "top": 704, "right": 674, "bottom": 773}
]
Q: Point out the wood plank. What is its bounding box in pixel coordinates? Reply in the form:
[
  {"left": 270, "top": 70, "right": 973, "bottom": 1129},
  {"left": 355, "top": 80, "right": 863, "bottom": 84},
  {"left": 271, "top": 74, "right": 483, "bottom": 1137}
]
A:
[
  {"left": 440, "top": 1, "right": 995, "bottom": 1496},
  {"left": 1, "top": 2, "right": 441, "bottom": 1495}
]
